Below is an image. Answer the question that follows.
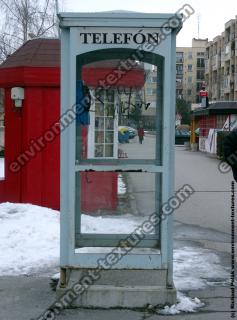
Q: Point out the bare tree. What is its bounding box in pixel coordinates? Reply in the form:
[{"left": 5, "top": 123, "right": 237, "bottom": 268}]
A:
[{"left": 0, "top": 0, "right": 60, "bottom": 62}]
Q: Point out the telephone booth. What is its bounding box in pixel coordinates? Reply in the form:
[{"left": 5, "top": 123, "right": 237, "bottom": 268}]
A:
[{"left": 58, "top": 11, "right": 181, "bottom": 308}]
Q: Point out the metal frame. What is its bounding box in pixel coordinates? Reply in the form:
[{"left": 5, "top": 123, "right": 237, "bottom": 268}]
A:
[{"left": 59, "top": 12, "right": 180, "bottom": 276}]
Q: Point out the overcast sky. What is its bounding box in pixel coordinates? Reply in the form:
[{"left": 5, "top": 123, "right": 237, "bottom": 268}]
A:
[{"left": 61, "top": 0, "right": 236, "bottom": 47}]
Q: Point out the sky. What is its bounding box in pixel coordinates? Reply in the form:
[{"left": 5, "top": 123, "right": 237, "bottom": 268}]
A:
[{"left": 61, "top": 0, "right": 237, "bottom": 47}]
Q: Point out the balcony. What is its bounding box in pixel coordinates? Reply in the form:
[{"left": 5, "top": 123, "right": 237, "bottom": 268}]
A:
[
  {"left": 176, "top": 58, "right": 184, "bottom": 63},
  {"left": 211, "top": 55, "right": 219, "bottom": 70},
  {"left": 176, "top": 70, "right": 183, "bottom": 76},
  {"left": 205, "top": 60, "right": 210, "bottom": 74},
  {"left": 224, "top": 75, "right": 231, "bottom": 93},
  {"left": 221, "top": 52, "right": 225, "bottom": 67},
  {"left": 211, "top": 84, "right": 218, "bottom": 99},
  {"left": 225, "top": 44, "right": 231, "bottom": 60},
  {"left": 176, "top": 83, "right": 183, "bottom": 89}
]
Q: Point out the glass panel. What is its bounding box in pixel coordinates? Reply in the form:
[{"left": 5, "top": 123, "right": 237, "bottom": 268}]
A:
[
  {"left": 95, "top": 118, "right": 104, "bottom": 130},
  {"left": 79, "top": 172, "right": 160, "bottom": 235},
  {"left": 105, "top": 144, "right": 113, "bottom": 157},
  {"left": 95, "top": 104, "right": 104, "bottom": 116},
  {"left": 95, "top": 145, "right": 104, "bottom": 157},
  {"left": 105, "top": 118, "right": 114, "bottom": 130},
  {"left": 105, "top": 132, "right": 114, "bottom": 143},
  {"left": 76, "top": 57, "right": 163, "bottom": 164},
  {"left": 95, "top": 131, "right": 104, "bottom": 143}
]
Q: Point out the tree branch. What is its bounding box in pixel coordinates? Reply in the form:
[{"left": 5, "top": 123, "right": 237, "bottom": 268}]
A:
[
  {"left": 36, "top": 0, "right": 50, "bottom": 37},
  {"left": 0, "top": 0, "right": 19, "bottom": 20}
]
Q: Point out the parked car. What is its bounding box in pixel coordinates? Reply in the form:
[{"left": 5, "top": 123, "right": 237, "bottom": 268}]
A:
[
  {"left": 118, "top": 127, "right": 130, "bottom": 143},
  {"left": 175, "top": 129, "right": 190, "bottom": 145},
  {"left": 119, "top": 126, "right": 137, "bottom": 139},
  {"left": 118, "top": 126, "right": 137, "bottom": 143}
]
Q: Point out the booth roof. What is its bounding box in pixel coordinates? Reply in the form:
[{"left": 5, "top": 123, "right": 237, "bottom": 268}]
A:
[
  {"left": 0, "top": 38, "right": 144, "bottom": 71},
  {"left": 0, "top": 38, "right": 60, "bottom": 69}
]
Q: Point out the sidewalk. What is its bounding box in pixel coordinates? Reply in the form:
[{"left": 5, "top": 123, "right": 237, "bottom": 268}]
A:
[{"left": 0, "top": 277, "right": 234, "bottom": 319}]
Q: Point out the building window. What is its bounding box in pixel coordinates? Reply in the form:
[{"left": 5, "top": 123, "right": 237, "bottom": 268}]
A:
[
  {"left": 146, "top": 88, "right": 156, "bottom": 96},
  {"left": 188, "top": 64, "right": 192, "bottom": 72},
  {"left": 196, "top": 70, "right": 205, "bottom": 80},
  {"left": 188, "top": 51, "right": 192, "bottom": 59},
  {"left": 188, "top": 76, "right": 192, "bottom": 83},
  {"left": 88, "top": 90, "right": 118, "bottom": 159},
  {"left": 187, "top": 89, "right": 192, "bottom": 96},
  {"left": 151, "top": 76, "right": 157, "bottom": 83},
  {"left": 197, "top": 58, "right": 205, "bottom": 68},
  {"left": 176, "top": 52, "right": 184, "bottom": 63},
  {"left": 176, "top": 65, "right": 183, "bottom": 75},
  {"left": 196, "top": 82, "right": 203, "bottom": 91}
]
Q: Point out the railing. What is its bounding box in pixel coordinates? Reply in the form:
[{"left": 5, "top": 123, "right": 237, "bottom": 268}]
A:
[
  {"left": 176, "top": 58, "right": 184, "bottom": 63},
  {"left": 176, "top": 80, "right": 183, "bottom": 89},
  {"left": 176, "top": 70, "right": 183, "bottom": 75}
]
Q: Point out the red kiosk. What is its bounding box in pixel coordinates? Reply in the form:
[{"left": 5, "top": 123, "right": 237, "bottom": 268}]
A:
[{"left": 0, "top": 38, "right": 145, "bottom": 211}]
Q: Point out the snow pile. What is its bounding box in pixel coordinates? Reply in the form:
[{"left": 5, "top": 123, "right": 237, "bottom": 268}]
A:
[
  {"left": 81, "top": 213, "right": 144, "bottom": 234},
  {"left": 174, "top": 246, "right": 230, "bottom": 290},
  {"left": 0, "top": 202, "right": 232, "bottom": 314},
  {"left": 0, "top": 157, "right": 4, "bottom": 178},
  {"left": 0, "top": 202, "right": 230, "bottom": 314},
  {"left": 118, "top": 174, "right": 126, "bottom": 195},
  {"left": 159, "top": 292, "right": 205, "bottom": 315},
  {"left": 0, "top": 203, "right": 59, "bottom": 275}
]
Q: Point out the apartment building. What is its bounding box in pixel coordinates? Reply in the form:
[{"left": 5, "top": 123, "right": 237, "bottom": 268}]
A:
[
  {"left": 205, "top": 16, "right": 237, "bottom": 101},
  {"left": 176, "top": 38, "right": 208, "bottom": 103}
]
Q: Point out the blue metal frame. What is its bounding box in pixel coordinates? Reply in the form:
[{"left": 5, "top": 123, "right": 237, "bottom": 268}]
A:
[{"left": 59, "top": 12, "right": 180, "bottom": 273}]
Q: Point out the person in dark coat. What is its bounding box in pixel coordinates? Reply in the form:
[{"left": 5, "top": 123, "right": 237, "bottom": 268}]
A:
[
  {"left": 223, "top": 128, "right": 237, "bottom": 182},
  {"left": 138, "top": 127, "right": 144, "bottom": 144}
]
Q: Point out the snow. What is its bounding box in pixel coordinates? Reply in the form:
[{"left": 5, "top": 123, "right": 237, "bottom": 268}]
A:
[
  {"left": 174, "top": 246, "right": 230, "bottom": 290},
  {"left": 0, "top": 202, "right": 231, "bottom": 314},
  {"left": 158, "top": 247, "right": 229, "bottom": 315},
  {"left": 160, "top": 292, "right": 205, "bottom": 315},
  {"left": 0, "top": 203, "right": 59, "bottom": 275},
  {"left": 0, "top": 158, "right": 4, "bottom": 178},
  {"left": 81, "top": 214, "right": 144, "bottom": 234},
  {"left": 118, "top": 174, "right": 126, "bottom": 195}
]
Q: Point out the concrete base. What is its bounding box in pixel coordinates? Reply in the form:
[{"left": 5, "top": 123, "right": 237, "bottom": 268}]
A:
[
  {"left": 184, "top": 141, "right": 190, "bottom": 150},
  {"left": 56, "top": 269, "right": 177, "bottom": 308},
  {"left": 191, "top": 142, "right": 198, "bottom": 152}
]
